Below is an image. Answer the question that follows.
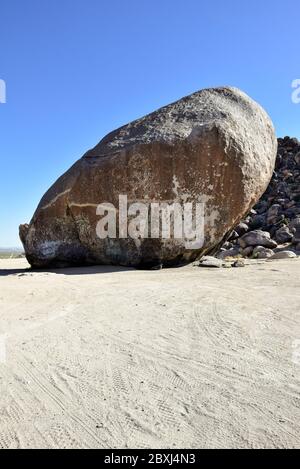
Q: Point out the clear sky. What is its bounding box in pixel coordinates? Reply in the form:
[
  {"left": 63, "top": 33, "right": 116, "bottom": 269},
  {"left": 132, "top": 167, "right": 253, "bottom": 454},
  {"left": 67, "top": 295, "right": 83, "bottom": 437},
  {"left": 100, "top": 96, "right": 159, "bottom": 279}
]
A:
[{"left": 0, "top": 0, "right": 299, "bottom": 247}]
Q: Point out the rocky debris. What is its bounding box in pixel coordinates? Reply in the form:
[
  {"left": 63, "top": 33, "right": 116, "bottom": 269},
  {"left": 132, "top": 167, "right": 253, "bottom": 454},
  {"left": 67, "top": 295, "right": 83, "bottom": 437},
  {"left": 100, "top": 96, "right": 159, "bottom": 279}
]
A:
[
  {"left": 238, "top": 230, "right": 277, "bottom": 249},
  {"left": 197, "top": 256, "right": 223, "bottom": 268},
  {"left": 217, "top": 246, "right": 241, "bottom": 260},
  {"left": 275, "top": 225, "right": 294, "bottom": 244},
  {"left": 270, "top": 251, "right": 297, "bottom": 260},
  {"left": 252, "top": 246, "right": 274, "bottom": 259},
  {"left": 233, "top": 259, "right": 245, "bottom": 268},
  {"left": 218, "top": 137, "right": 300, "bottom": 260},
  {"left": 291, "top": 223, "right": 300, "bottom": 244},
  {"left": 19, "top": 87, "right": 277, "bottom": 268},
  {"left": 235, "top": 222, "right": 249, "bottom": 236},
  {"left": 195, "top": 255, "right": 246, "bottom": 269},
  {"left": 241, "top": 246, "right": 254, "bottom": 257}
]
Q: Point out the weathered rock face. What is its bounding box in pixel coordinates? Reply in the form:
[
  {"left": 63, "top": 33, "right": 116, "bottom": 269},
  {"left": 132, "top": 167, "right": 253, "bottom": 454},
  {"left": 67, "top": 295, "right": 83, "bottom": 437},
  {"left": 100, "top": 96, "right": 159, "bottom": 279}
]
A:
[{"left": 20, "top": 87, "right": 277, "bottom": 268}]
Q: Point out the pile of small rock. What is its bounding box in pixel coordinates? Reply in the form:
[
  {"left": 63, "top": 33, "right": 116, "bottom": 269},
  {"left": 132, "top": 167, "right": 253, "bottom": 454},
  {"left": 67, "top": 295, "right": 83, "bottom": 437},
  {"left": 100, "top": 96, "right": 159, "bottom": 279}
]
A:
[{"left": 217, "top": 136, "right": 300, "bottom": 261}]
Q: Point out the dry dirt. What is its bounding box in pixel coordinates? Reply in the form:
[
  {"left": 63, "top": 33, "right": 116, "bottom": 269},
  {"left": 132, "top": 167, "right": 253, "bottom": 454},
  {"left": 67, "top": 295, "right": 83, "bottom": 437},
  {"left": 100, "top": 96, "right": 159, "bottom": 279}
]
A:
[{"left": 0, "top": 258, "right": 300, "bottom": 448}]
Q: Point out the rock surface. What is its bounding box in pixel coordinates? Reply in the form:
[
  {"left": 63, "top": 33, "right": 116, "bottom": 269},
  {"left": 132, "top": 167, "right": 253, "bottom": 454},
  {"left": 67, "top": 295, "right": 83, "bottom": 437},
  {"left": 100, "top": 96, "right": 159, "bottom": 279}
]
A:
[
  {"left": 252, "top": 246, "right": 274, "bottom": 259},
  {"left": 20, "top": 87, "right": 277, "bottom": 268},
  {"left": 197, "top": 256, "right": 223, "bottom": 268},
  {"left": 270, "top": 251, "right": 297, "bottom": 260},
  {"left": 238, "top": 230, "right": 277, "bottom": 249}
]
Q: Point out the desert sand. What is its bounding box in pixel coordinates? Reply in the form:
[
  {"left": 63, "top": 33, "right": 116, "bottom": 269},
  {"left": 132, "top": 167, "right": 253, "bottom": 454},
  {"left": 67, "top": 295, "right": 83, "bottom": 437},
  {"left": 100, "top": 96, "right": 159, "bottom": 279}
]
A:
[{"left": 0, "top": 257, "right": 300, "bottom": 449}]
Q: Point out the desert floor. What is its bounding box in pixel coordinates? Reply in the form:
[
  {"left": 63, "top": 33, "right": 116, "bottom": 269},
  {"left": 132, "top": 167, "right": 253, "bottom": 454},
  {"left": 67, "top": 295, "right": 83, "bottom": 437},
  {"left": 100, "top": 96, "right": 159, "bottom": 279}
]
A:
[{"left": 0, "top": 257, "right": 300, "bottom": 449}]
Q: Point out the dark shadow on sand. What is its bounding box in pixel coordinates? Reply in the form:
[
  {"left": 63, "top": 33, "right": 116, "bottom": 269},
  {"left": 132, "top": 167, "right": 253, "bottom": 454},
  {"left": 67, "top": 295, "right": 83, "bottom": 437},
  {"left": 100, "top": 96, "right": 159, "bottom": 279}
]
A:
[{"left": 0, "top": 264, "right": 135, "bottom": 277}]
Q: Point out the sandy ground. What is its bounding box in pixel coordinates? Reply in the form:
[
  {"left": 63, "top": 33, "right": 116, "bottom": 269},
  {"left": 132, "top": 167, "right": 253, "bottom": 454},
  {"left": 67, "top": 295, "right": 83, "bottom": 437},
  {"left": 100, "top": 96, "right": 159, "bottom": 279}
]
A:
[{"left": 0, "top": 257, "right": 300, "bottom": 449}]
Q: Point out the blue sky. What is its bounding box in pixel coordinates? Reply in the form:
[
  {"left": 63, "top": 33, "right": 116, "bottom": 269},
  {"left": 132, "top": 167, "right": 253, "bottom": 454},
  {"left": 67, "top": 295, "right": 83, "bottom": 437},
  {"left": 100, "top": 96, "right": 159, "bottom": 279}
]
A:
[{"left": 0, "top": 0, "right": 299, "bottom": 247}]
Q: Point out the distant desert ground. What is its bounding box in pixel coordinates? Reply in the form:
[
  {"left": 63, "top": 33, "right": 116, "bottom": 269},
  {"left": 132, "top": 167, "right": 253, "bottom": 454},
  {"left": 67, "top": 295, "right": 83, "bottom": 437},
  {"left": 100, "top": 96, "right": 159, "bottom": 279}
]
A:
[{"left": 0, "top": 258, "right": 300, "bottom": 449}]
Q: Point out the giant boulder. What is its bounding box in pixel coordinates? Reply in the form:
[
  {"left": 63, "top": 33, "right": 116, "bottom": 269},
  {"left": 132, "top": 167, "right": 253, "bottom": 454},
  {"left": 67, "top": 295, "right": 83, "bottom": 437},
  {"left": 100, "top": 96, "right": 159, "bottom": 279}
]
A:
[{"left": 20, "top": 87, "right": 277, "bottom": 268}]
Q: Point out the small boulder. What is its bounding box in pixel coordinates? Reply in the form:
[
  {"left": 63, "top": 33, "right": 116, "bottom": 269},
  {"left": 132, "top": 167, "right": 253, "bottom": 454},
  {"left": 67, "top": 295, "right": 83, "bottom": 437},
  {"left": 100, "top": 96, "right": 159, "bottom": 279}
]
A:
[
  {"left": 267, "top": 204, "right": 281, "bottom": 221},
  {"left": 241, "top": 246, "right": 254, "bottom": 257},
  {"left": 239, "top": 230, "right": 277, "bottom": 249},
  {"left": 217, "top": 247, "right": 240, "bottom": 260},
  {"left": 252, "top": 246, "right": 274, "bottom": 259},
  {"left": 289, "top": 216, "right": 300, "bottom": 230},
  {"left": 275, "top": 226, "right": 293, "bottom": 244},
  {"left": 198, "top": 256, "right": 223, "bottom": 268},
  {"left": 249, "top": 214, "right": 266, "bottom": 230},
  {"left": 235, "top": 222, "right": 249, "bottom": 236},
  {"left": 270, "top": 251, "right": 297, "bottom": 260},
  {"left": 292, "top": 225, "right": 300, "bottom": 244}
]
